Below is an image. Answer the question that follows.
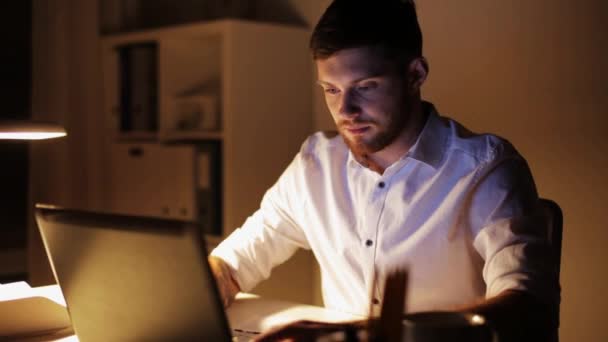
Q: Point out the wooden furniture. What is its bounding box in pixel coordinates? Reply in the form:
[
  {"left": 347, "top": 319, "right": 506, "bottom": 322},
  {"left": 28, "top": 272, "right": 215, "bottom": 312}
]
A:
[
  {"left": 100, "top": 19, "right": 311, "bottom": 236},
  {"left": 99, "top": 20, "right": 315, "bottom": 303}
]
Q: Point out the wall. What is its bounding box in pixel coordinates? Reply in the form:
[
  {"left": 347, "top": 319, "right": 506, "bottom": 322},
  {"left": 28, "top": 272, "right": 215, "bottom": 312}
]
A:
[
  {"left": 29, "top": 0, "right": 105, "bottom": 285},
  {"left": 312, "top": 1, "right": 608, "bottom": 341},
  {"left": 418, "top": 2, "right": 608, "bottom": 341}
]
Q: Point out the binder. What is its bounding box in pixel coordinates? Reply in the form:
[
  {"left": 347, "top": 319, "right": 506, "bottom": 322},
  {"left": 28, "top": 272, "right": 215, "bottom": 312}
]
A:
[
  {"left": 117, "top": 42, "right": 158, "bottom": 133},
  {"left": 197, "top": 142, "right": 222, "bottom": 235}
]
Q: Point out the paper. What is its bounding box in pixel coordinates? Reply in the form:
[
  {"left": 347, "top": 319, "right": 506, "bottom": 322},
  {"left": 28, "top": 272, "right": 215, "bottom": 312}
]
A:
[
  {"left": 0, "top": 282, "right": 72, "bottom": 339},
  {"left": 0, "top": 281, "right": 32, "bottom": 301}
]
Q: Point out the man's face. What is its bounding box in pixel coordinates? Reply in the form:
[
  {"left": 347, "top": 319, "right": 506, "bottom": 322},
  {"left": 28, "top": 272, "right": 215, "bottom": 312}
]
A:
[{"left": 316, "top": 47, "right": 412, "bottom": 156}]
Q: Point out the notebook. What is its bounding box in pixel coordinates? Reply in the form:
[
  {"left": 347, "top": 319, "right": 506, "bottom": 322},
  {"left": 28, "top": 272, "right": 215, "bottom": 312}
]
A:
[{"left": 35, "top": 204, "right": 258, "bottom": 342}]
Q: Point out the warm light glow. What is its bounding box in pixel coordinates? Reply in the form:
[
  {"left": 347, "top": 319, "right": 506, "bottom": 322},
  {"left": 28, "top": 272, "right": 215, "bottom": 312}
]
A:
[
  {"left": 0, "top": 132, "right": 67, "bottom": 140},
  {"left": 470, "top": 314, "right": 486, "bottom": 325},
  {"left": 0, "top": 121, "right": 67, "bottom": 140}
]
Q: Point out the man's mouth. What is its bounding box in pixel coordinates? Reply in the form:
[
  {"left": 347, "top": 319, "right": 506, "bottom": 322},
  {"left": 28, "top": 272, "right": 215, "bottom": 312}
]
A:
[
  {"left": 340, "top": 121, "right": 373, "bottom": 135},
  {"left": 345, "top": 126, "right": 370, "bottom": 135}
]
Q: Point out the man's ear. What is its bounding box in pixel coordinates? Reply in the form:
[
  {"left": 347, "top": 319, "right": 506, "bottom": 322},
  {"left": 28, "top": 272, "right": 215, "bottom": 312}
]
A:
[{"left": 407, "top": 57, "right": 429, "bottom": 92}]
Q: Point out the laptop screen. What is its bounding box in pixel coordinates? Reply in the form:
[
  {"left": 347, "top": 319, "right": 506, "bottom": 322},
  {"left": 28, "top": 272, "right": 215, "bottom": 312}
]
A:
[{"left": 35, "top": 204, "right": 232, "bottom": 342}]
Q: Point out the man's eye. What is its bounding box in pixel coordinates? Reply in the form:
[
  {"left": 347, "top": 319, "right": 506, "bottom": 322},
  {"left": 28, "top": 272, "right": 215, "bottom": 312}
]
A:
[
  {"left": 357, "top": 83, "right": 377, "bottom": 92},
  {"left": 324, "top": 88, "right": 340, "bottom": 95}
]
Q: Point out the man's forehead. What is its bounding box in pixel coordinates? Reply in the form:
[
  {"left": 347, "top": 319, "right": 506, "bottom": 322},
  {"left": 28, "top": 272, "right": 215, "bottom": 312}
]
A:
[{"left": 316, "top": 47, "right": 396, "bottom": 82}]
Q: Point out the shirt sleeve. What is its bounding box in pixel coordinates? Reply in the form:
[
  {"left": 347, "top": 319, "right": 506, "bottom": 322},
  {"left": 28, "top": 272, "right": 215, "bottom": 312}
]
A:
[
  {"left": 469, "top": 142, "right": 559, "bottom": 306},
  {"left": 210, "top": 151, "right": 310, "bottom": 292}
]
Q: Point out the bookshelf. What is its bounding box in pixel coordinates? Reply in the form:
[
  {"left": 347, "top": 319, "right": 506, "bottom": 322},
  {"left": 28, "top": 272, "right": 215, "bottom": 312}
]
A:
[{"left": 99, "top": 19, "right": 313, "bottom": 240}]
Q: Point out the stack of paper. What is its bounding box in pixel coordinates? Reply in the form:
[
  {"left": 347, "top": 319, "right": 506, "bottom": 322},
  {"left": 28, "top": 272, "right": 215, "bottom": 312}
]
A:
[{"left": 0, "top": 282, "right": 72, "bottom": 340}]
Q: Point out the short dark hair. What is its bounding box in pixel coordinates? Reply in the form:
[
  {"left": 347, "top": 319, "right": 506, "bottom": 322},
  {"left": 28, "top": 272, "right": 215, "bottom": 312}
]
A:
[{"left": 310, "top": 0, "right": 423, "bottom": 63}]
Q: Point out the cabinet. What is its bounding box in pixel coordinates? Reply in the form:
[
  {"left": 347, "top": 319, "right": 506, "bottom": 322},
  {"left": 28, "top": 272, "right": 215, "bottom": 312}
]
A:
[{"left": 100, "top": 20, "right": 312, "bottom": 240}]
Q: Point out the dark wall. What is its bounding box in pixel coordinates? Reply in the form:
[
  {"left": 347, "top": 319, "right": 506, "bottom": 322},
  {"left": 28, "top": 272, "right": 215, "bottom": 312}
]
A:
[
  {"left": 0, "top": 1, "right": 31, "bottom": 249},
  {"left": 99, "top": 0, "right": 307, "bottom": 34}
]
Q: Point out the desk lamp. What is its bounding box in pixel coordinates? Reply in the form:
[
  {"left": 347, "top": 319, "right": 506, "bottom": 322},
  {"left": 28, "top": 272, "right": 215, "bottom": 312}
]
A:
[{"left": 0, "top": 121, "right": 67, "bottom": 140}]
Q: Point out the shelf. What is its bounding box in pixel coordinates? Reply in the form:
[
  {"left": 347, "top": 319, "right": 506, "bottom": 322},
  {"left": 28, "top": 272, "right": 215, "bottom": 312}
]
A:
[
  {"left": 100, "top": 18, "right": 312, "bottom": 238},
  {"left": 99, "top": 17, "right": 315, "bottom": 306},
  {"left": 161, "top": 131, "right": 223, "bottom": 143},
  {"left": 116, "top": 131, "right": 159, "bottom": 142},
  {"left": 100, "top": 19, "right": 304, "bottom": 46}
]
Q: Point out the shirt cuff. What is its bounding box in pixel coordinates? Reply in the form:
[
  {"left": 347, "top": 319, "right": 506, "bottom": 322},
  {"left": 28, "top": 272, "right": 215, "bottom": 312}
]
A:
[{"left": 210, "top": 229, "right": 260, "bottom": 292}]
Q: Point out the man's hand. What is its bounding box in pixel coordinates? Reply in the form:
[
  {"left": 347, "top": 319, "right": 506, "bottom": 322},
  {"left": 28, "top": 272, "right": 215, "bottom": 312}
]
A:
[
  {"left": 208, "top": 256, "right": 241, "bottom": 307},
  {"left": 253, "top": 320, "right": 368, "bottom": 342},
  {"left": 456, "top": 290, "right": 558, "bottom": 342}
]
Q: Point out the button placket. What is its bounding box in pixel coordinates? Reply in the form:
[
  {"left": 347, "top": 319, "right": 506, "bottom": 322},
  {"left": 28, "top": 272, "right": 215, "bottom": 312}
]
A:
[
  {"left": 357, "top": 169, "right": 392, "bottom": 313},
  {"left": 369, "top": 176, "right": 391, "bottom": 227}
]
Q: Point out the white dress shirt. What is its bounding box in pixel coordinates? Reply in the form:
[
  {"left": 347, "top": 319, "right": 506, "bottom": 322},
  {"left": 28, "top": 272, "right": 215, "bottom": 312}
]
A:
[{"left": 211, "top": 102, "right": 557, "bottom": 316}]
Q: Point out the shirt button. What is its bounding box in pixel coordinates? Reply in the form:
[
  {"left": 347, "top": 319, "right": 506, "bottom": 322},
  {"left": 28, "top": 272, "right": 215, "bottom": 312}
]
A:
[
  {"left": 372, "top": 298, "right": 380, "bottom": 305},
  {"left": 365, "top": 239, "right": 373, "bottom": 247},
  {"left": 378, "top": 181, "right": 385, "bottom": 188}
]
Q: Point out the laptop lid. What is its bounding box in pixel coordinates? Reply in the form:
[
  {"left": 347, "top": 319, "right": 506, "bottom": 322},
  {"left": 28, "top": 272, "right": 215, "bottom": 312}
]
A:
[{"left": 35, "top": 204, "right": 232, "bottom": 342}]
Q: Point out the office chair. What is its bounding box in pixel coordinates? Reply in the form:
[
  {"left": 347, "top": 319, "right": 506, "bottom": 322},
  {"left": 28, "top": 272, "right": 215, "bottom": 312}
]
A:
[
  {"left": 539, "top": 198, "right": 563, "bottom": 278},
  {"left": 539, "top": 198, "right": 563, "bottom": 342}
]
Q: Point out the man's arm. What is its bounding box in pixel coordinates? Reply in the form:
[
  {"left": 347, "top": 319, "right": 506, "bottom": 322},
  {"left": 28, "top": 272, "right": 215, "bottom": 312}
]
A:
[
  {"left": 208, "top": 149, "right": 311, "bottom": 302},
  {"left": 208, "top": 256, "right": 241, "bottom": 307},
  {"left": 462, "top": 147, "right": 559, "bottom": 341}
]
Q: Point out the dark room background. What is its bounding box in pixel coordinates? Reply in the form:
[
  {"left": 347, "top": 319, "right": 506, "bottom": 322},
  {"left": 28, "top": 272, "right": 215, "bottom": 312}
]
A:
[{"left": 0, "top": 1, "right": 31, "bottom": 282}]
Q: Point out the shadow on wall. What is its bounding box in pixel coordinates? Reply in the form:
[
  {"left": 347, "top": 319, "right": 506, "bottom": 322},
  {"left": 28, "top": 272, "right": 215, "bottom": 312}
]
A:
[{"left": 100, "top": 0, "right": 308, "bottom": 34}]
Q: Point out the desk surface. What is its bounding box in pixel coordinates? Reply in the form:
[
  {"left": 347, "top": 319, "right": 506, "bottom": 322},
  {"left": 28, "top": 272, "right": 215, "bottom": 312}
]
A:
[{"left": 9, "top": 285, "right": 360, "bottom": 342}]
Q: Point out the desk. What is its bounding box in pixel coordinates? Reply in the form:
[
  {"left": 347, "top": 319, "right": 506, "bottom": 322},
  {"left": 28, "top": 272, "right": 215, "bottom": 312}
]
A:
[{"left": 12, "top": 285, "right": 360, "bottom": 341}]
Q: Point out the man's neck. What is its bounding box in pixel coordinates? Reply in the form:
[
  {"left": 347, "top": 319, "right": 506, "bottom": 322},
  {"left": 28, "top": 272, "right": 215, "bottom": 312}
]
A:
[{"left": 365, "top": 100, "right": 427, "bottom": 174}]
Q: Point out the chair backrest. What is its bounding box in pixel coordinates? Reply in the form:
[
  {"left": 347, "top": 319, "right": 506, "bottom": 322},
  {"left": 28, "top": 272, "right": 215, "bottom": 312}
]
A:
[
  {"left": 539, "top": 198, "right": 563, "bottom": 279},
  {"left": 539, "top": 198, "right": 563, "bottom": 342}
]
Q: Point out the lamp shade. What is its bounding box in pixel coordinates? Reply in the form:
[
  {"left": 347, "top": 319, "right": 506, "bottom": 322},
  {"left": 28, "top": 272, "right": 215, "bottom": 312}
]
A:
[{"left": 0, "top": 121, "right": 67, "bottom": 140}]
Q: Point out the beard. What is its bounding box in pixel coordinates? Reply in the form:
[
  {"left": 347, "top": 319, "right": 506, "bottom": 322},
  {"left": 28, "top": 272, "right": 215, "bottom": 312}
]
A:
[{"left": 338, "top": 109, "right": 409, "bottom": 158}]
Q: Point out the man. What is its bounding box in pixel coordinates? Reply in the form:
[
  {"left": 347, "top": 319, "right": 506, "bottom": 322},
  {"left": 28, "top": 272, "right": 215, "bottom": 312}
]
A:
[{"left": 210, "top": 0, "right": 559, "bottom": 340}]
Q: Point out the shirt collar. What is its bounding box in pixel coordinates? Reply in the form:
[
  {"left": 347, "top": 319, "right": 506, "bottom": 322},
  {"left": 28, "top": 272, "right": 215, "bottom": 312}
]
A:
[
  {"left": 346, "top": 101, "right": 447, "bottom": 171},
  {"left": 406, "top": 101, "right": 448, "bottom": 170}
]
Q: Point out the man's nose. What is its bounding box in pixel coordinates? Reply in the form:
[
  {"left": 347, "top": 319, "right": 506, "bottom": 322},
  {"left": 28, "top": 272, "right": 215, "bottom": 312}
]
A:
[{"left": 338, "top": 90, "right": 360, "bottom": 117}]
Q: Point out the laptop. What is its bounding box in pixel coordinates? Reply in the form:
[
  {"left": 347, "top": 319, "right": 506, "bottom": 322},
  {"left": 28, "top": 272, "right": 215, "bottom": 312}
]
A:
[{"left": 35, "top": 204, "right": 258, "bottom": 342}]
